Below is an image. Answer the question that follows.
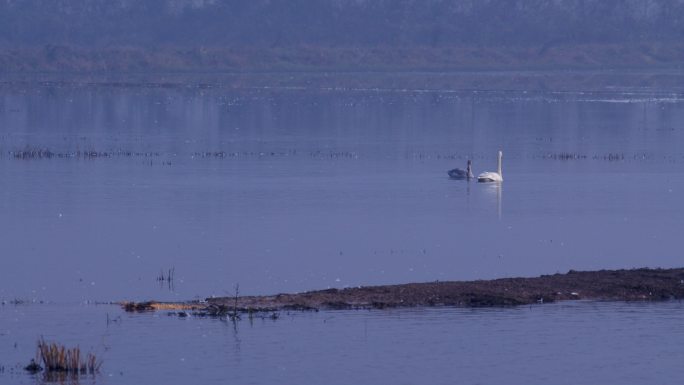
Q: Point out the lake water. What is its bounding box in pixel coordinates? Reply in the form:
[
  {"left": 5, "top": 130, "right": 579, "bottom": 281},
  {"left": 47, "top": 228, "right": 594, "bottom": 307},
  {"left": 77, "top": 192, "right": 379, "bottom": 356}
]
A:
[
  {"left": 0, "top": 72, "right": 683, "bottom": 383},
  {"left": 2, "top": 301, "right": 684, "bottom": 384}
]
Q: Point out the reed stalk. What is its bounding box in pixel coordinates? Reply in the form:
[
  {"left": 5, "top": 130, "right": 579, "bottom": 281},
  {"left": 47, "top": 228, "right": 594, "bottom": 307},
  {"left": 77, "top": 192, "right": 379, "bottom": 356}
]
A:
[{"left": 36, "top": 338, "right": 101, "bottom": 374}]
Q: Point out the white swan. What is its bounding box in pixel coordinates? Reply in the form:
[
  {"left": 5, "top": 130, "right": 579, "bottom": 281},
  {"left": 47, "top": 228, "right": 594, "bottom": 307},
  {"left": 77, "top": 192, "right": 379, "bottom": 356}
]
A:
[{"left": 477, "top": 150, "right": 503, "bottom": 182}]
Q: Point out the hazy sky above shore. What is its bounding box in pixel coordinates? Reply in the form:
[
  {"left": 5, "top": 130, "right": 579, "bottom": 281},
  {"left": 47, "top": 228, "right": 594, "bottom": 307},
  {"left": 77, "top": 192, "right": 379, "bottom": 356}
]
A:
[{"left": 2, "top": 0, "right": 683, "bottom": 48}]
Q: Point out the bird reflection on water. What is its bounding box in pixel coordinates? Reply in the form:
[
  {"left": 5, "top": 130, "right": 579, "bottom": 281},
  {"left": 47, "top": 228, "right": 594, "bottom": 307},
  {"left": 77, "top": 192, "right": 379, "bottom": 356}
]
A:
[{"left": 483, "top": 181, "right": 503, "bottom": 220}]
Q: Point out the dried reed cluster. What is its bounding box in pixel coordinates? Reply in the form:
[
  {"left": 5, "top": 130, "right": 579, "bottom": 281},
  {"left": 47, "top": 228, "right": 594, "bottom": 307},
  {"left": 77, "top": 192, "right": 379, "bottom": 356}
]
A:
[{"left": 37, "top": 338, "right": 101, "bottom": 374}]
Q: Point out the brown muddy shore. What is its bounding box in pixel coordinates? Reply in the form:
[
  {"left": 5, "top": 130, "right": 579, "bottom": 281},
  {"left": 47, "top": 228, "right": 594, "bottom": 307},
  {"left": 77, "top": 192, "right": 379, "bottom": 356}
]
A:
[{"left": 123, "top": 268, "right": 684, "bottom": 314}]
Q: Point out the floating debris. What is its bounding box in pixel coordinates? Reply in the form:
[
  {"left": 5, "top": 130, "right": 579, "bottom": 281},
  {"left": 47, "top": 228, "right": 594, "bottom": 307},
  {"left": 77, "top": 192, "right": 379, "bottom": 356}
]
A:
[
  {"left": 595, "top": 152, "right": 625, "bottom": 161},
  {"left": 541, "top": 152, "right": 587, "bottom": 161},
  {"left": 9, "top": 146, "right": 162, "bottom": 160},
  {"left": 121, "top": 301, "right": 203, "bottom": 312},
  {"left": 122, "top": 301, "right": 156, "bottom": 312},
  {"left": 24, "top": 359, "right": 42, "bottom": 374}
]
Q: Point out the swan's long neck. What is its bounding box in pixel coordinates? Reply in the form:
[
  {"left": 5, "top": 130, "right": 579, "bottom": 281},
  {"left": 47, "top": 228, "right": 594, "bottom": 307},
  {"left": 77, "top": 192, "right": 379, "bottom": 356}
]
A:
[{"left": 497, "top": 151, "right": 503, "bottom": 177}]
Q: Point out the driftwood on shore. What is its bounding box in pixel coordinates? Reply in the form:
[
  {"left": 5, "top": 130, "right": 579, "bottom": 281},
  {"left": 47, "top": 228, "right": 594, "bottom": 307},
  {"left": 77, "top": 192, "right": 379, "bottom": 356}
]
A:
[{"left": 122, "top": 268, "right": 684, "bottom": 313}]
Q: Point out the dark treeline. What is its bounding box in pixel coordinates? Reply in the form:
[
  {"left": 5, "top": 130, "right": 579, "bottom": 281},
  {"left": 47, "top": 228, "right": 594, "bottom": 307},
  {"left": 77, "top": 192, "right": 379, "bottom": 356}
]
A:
[{"left": 1, "top": 0, "right": 683, "bottom": 71}]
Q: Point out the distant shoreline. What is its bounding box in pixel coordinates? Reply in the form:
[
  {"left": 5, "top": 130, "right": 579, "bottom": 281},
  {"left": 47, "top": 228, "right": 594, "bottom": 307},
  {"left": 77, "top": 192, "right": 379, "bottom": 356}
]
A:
[
  {"left": 3, "top": 43, "right": 684, "bottom": 74},
  {"left": 3, "top": 67, "right": 684, "bottom": 94},
  {"left": 122, "top": 268, "right": 684, "bottom": 314}
]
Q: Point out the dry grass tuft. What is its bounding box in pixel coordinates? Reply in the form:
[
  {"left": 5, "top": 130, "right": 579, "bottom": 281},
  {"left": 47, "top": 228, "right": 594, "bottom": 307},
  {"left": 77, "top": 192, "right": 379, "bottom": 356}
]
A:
[{"left": 37, "top": 338, "right": 101, "bottom": 374}]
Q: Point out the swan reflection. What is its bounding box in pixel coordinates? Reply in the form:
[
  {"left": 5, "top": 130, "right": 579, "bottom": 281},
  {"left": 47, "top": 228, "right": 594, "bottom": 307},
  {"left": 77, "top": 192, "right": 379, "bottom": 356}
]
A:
[{"left": 482, "top": 181, "right": 503, "bottom": 220}]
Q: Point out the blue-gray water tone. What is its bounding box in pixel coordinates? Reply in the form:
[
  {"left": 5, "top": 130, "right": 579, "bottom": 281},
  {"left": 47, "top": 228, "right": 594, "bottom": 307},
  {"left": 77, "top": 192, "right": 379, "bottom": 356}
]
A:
[
  {"left": 1, "top": 74, "right": 684, "bottom": 384},
  {"left": 1, "top": 301, "right": 684, "bottom": 384},
  {"left": 1, "top": 77, "right": 684, "bottom": 303}
]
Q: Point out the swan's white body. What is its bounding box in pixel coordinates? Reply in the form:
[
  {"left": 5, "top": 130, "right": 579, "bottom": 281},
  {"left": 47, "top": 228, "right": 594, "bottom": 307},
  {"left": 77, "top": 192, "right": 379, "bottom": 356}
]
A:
[{"left": 477, "top": 151, "right": 503, "bottom": 182}]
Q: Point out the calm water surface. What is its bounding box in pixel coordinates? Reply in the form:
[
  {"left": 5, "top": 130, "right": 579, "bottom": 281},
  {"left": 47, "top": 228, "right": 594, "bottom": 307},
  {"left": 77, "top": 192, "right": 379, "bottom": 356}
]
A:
[
  {"left": 1, "top": 301, "right": 684, "bottom": 384},
  {"left": 0, "top": 73, "right": 683, "bottom": 383},
  {"left": 1, "top": 77, "right": 682, "bottom": 302}
]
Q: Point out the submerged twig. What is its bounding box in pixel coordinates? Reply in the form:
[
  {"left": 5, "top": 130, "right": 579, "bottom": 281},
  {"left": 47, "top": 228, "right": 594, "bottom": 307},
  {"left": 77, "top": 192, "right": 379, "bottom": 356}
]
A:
[
  {"left": 156, "top": 267, "right": 175, "bottom": 290},
  {"left": 230, "top": 284, "right": 241, "bottom": 321}
]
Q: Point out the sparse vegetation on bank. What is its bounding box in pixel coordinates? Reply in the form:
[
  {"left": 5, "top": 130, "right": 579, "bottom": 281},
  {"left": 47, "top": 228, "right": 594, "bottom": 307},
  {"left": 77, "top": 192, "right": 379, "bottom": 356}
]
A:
[{"left": 121, "top": 268, "right": 684, "bottom": 314}]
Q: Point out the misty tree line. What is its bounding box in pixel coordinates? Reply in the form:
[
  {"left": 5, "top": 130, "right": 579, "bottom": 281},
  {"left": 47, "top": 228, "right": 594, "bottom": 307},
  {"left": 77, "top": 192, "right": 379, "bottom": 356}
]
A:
[{"left": 1, "top": 0, "right": 683, "bottom": 48}]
